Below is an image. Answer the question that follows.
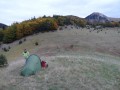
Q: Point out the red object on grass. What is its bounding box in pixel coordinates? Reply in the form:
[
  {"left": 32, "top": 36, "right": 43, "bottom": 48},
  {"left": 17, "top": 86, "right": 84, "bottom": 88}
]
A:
[{"left": 41, "top": 61, "right": 47, "bottom": 68}]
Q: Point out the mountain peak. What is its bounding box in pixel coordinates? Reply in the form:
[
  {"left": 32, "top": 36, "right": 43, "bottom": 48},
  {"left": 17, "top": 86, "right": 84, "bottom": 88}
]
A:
[
  {"left": 91, "top": 12, "right": 107, "bottom": 18},
  {"left": 85, "top": 12, "right": 110, "bottom": 24},
  {"left": 92, "top": 12, "right": 101, "bottom": 15}
]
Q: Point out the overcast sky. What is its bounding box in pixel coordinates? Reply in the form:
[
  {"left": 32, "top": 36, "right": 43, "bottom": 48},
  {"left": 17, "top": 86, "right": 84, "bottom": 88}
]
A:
[{"left": 0, "top": 0, "right": 120, "bottom": 25}]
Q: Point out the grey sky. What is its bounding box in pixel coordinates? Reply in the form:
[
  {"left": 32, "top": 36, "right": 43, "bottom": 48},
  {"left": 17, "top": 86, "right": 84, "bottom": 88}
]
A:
[{"left": 0, "top": 0, "right": 120, "bottom": 25}]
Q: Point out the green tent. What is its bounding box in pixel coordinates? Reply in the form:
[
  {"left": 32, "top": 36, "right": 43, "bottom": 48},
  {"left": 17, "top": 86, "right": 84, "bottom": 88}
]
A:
[{"left": 21, "top": 54, "right": 41, "bottom": 76}]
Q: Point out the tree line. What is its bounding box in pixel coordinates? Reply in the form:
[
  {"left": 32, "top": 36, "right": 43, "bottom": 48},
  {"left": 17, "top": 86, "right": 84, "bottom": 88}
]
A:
[
  {"left": 0, "top": 15, "right": 87, "bottom": 43},
  {"left": 0, "top": 17, "right": 58, "bottom": 43},
  {"left": 0, "top": 15, "right": 120, "bottom": 43}
]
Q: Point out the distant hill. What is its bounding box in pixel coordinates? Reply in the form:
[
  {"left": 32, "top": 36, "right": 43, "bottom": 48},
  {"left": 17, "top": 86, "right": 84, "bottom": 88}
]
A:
[
  {"left": 85, "top": 12, "right": 110, "bottom": 24},
  {"left": 0, "top": 23, "right": 8, "bottom": 30},
  {"left": 109, "top": 17, "right": 120, "bottom": 22},
  {"left": 65, "top": 15, "right": 83, "bottom": 20},
  {"left": 85, "top": 12, "right": 120, "bottom": 24}
]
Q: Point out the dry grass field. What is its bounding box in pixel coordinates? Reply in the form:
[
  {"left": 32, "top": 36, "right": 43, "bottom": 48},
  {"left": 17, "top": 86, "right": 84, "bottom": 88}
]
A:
[{"left": 0, "top": 26, "right": 120, "bottom": 90}]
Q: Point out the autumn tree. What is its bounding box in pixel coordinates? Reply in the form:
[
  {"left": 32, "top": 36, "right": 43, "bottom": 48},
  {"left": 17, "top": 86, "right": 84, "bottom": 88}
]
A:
[
  {"left": 2, "top": 16, "right": 59, "bottom": 43},
  {"left": 0, "top": 31, "right": 4, "bottom": 42},
  {"left": 3, "top": 29, "right": 16, "bottom": 43}
]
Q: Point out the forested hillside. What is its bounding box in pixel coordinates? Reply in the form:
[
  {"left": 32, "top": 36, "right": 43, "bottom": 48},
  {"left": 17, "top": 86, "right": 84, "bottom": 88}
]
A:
[{"left": 0, "top": 15, "right": 86, "bottom": 43}]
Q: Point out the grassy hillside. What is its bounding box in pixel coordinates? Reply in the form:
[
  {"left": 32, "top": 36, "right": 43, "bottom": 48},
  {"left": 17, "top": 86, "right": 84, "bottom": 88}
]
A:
[
  {"left": 1, "top": 26, "right": 120, "bottom": 62},
  {"left": 0, "top": 27, "right": 120, "bottom": 89}
]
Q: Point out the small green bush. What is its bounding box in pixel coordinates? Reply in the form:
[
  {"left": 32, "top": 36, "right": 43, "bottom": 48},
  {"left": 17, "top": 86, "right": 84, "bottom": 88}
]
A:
[{"left": 0, "top": 54, "right": 8, "bottom": 66}]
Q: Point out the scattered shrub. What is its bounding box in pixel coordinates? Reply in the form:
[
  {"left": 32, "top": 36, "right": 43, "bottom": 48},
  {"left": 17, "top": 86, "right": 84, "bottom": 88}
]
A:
[
  {"left": 19, "top": 40, "right": 22, "bottom": 44},
  {"left": 76, "top": 27, "right": 79, "bottom": 29},
  {"left": 2, "top": 47, "right": 9, "bottom": 52},
  {"left": 35, "top": 42, "right": 39, "bottom": 46},
  {"left": 70, "top": 44, "right": 74, "bottom": 49},
  {"left": 97, "top": 31, "right": 98, "bottom": 33},
  {"left": 59, "top": 27, "right": 63, "bottom": 30},
  {"left": 0, "top": 42, "right": 2, "bottom": 47},
  {"left": 8, "top": 46, "right": 11, "bottom": 49},
  {"left": 89, "top": 30, "right": 92, "bottom": 32},
  {"left": 0, "top": 54, "right": 8, "bottom": 66},
  {"left": 23, "top": 38, "right": 26, "bottom": 41}
]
